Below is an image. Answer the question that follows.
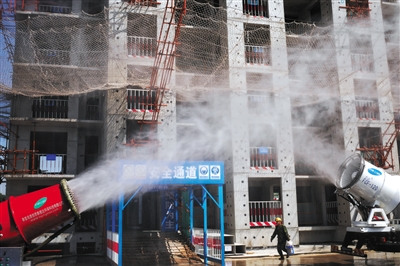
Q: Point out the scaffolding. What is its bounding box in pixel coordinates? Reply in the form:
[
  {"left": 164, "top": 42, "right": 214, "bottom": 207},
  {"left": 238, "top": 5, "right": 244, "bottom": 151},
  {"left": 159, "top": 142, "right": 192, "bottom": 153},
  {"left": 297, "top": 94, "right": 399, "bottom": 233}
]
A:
[
  {"left": 0, "top": 121, "right": 38, "bottom": 176},
  {"left": 0, "top": 0, "right": 15, "bottom": 63},
  {"left": 339, "top": 0, "right": 371, "bottom": 19},
  {"left": 126, "top": 0, "right": 186, "bottom": 147},
  {"left": 357, "top": 119, "right": 400, "bottom": 170}
]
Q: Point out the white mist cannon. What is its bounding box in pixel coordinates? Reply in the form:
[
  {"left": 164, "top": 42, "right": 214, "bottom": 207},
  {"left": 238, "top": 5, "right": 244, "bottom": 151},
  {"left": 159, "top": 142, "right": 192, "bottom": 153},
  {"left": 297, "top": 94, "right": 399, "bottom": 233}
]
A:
[{"left": 337, "top": 153, "right": 400, "bottom": 214}]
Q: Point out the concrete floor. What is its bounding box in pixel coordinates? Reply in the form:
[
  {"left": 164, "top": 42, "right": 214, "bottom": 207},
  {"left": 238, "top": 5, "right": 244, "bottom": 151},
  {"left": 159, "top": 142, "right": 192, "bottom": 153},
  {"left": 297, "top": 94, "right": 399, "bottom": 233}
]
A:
[
  {"left": 26, "top": 236, "right": 400, "bottom": 266},
  {"left": 29, "top": 251, "right": 400, "bottom": 266},
  {"left": 28, "top": 249, "right": 400, "bottom": 266},
  {"left": 28, "top": 231, "right": 205, "bottom": 266},
  {"left": 27, "top": 254, "right": 111, "bottom": 266}
]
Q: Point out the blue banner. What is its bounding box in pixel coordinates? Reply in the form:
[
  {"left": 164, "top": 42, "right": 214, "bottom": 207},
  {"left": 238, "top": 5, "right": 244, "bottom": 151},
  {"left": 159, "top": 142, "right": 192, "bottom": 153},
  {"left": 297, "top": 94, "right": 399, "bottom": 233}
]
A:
[
  {"left": 119, "top": 161, "right": 224, "bottom": 185},
  {"left": 259, "top": 147, "right": 269, "bottom": 154},
  {"left": 247, "top": 0, "right": 259, "bottom": 5}
]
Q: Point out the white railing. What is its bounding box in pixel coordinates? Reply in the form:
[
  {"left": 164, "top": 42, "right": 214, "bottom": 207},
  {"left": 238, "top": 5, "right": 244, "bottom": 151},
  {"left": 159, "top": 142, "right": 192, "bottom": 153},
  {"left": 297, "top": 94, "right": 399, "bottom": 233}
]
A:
[
  {"left": 355, "top": 98, "right": 379, "bottom": 120},
  {"left": 127, "top": 36, "right": 157, "bottom": 57},
  {"left": 242, "top": 0, "right": 268, "bottom": 17},
  {"left": 32, "top": 97, "right": 68, "bottom": 119},
  {"left": 351, "top": 53, "right": 374, "bottom": 73},
  {"left": 385, "top": 33, "right": 399, "bottom": 44},
  {"left": 247, "top": 93, "right": 272, "bottom": 112},
  {"left": 326, "top": 201, "right": 338, "bottom": 225},
  {"left": 37, "top": 49, "right": 70, "bottom": 65},
  {"left": 249, "top": 146, "right": 276, "bottom": 168},
  {"left": 78, "top": 51, "right": 107, "bottom": 67},
  {"left": 390, "top": 219, "right": 400, "bottom": 226},
  {"left": 38, "top": 4, "right": 72, "bottom": 14},
  {"left": 36, "top": 49, "right": 106, "bottom": 67},
  {"left": 127, "top": 88, "right": 156, "bottom": 110},
  {"left": 248, "top": 94, "right": 270, "bottom": 104},
  {"left": 36, "top": 154, "right": 66, "bottom": 174},
  {"left": 192, "top": 228, "right": 222, "bottom": 260},
  {"left": 245, "top": 45, "right": 270, "bottom": 65},
  {"left": 249, "top": 201, "right": 282, "bottom": 225},
  {"left": 86, "top": 104, "right": 100, "bottom": 120}
]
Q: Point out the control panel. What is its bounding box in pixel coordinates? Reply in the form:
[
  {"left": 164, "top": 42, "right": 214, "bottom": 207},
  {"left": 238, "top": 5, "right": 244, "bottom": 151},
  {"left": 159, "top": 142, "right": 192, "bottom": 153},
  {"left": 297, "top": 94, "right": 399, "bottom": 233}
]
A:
[{"left": 0, "top": 247, "right": 23, "bottom": 266}]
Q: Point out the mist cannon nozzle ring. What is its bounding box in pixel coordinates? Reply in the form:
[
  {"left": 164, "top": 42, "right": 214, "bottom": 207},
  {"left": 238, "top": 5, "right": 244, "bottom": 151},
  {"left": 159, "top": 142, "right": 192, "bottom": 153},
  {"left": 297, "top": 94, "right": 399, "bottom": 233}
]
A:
[
  {"left": 60, "top": 179, "right": 80, "bottom": 219},
  {"left": 337, "top": 153, "right": 365, "bottom": 189}
]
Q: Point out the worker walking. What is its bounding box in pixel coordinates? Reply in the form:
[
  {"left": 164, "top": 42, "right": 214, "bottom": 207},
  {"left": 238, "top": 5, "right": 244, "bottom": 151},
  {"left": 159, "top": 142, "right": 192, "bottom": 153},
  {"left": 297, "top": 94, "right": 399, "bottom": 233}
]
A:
[{"left": 270, "top": 217, "right": 291, "bottom": 260}]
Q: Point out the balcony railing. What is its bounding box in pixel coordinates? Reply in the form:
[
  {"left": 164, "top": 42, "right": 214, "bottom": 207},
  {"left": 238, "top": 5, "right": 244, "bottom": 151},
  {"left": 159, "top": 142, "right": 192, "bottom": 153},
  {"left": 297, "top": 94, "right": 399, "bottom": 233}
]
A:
[
  {"left": 247, "top": 93, "right": 272, "bottom": 112},
  {"left": 35, "top": 49, "right": 107, "bottom": 67},
  {"left": 249, "top": 201, "right": 282, "bottom": 227},
  {"left": 16, "top": 1, "right": 72, "bottom": 14},
  {"left": 37, "top": 49, "right": 70, "bottom": 65},
  {"left": 355, "top": 98, "right": 379, "bottom": 120},
  {"left": 36, "top": 153, "right": 66, "bottom": 174},
  {"left": 326, "top": 201, "right": 338, "bottom": 225},
  {"left": 242, "top": 0, "right": 268, "bottom": 18},
  {"left": 298, "top": 201, "right": 338, "bottom": 226},
  {"left": 38, "top": 4, "right": 72, "bottom": 14},
  {"left": 250, "top": 146, "right": 276, "bottom": 169},
  {"left": 32, "top": 97, "right": 68, "bottom": 119},
  {"left": 127, "top": 36, "right": 157, "bottom": 57},
  {"left": 77, "top": 51, "right": 108, "bottom": 68},
  {"left": 86, "top": 104, "right": 100, "bottom": 120},
  {"left": 351, "top": 53, "right": 374, "bottom": 73},
  {"left": 385, "top": 33, "right": 399, "bottom": 44},
  {"left": 245, "top": 45, "right": 270, "bottom": 65},
  {"left": 0, "top": 151, "right": 67, "bottom": 175},
  {"left": 127, "top": 88, "right": 157, "bottom": 111}
]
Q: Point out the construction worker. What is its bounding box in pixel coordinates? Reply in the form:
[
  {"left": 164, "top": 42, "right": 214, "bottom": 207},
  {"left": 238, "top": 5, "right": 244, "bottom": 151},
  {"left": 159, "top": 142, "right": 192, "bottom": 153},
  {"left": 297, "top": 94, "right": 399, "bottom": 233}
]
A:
[{"left": 270, "top": 217, "right": 291, "bottom": 260}]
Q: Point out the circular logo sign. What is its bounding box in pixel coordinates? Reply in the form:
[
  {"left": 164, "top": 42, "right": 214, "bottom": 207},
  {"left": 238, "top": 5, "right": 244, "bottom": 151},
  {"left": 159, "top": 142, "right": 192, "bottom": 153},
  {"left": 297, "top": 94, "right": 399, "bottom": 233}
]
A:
[
  {"left": 34, "top": 197, "right": 47, "bottom": 209},
  {"left": 211, "top": 166, "right": 220, "bottom": 175},
  {"left": 200, "top": 166, "right": 209, "bottom": 175},
  {"left": 368, "top": 168, "right": 382, "bottom": 176}
]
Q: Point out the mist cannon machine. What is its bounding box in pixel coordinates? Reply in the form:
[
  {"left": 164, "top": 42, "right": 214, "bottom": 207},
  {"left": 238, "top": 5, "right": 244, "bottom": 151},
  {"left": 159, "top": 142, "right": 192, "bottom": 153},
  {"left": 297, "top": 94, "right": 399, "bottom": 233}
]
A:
[
  {"left": 337, "top": 153, "right": 400, "bottom": 214},
  {"left": 333, "top": 153, "right": 400, "bottom": 255},
  {"left": 0, "top": 179, "right": 80, "bottom": 247}
]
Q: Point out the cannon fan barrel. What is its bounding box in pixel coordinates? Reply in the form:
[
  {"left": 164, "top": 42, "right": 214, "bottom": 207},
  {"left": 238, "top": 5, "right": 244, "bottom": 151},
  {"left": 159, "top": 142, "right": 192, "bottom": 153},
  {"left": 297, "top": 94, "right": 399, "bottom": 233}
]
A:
[
  {"left": 337, "top": 153, "right": 400, "bottom": 214},
  {"left": 0, "top": 179, "right": 80, "bottom": 246}
]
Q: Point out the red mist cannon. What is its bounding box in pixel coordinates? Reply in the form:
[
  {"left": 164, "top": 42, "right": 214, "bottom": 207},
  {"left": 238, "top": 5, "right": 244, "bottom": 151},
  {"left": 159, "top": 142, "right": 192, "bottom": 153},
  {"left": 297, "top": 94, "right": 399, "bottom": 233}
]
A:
[{"left": 0, "top": 179, "right": 80, "bottom": 247}]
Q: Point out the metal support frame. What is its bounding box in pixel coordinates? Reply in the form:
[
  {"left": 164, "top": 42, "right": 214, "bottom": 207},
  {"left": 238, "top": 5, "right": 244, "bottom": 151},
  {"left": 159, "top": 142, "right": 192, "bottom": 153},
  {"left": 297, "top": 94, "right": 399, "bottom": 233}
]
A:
[
  {"left": 107, "top": 160, "right": 225, "bottom": 266},
  {"left": 189, "top": 184, "right": 225, "bottom": 265}
]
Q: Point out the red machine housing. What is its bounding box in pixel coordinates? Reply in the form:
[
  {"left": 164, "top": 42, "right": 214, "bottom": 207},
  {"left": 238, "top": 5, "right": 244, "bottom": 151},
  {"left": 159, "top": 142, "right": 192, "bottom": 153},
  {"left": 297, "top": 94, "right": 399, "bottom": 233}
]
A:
[{"left": 0, "top": 180, "right": 80, "bottom": 246}]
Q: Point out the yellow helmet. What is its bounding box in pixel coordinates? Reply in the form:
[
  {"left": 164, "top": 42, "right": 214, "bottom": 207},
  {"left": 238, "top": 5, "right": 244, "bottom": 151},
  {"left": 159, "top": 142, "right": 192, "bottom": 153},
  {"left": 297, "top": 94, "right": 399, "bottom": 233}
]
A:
[{"left": 275, "top": 217, "right": 282, "bottom": 222}]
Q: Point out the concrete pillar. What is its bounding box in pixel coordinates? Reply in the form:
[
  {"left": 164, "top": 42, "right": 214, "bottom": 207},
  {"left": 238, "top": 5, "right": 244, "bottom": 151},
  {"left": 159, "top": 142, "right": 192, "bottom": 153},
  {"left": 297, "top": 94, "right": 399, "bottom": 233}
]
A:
[
  {"left": 67, "top": 127, "right": 78, "bottom": 175},
  {"left": 370, "top": 1, "right": 399, "bottom": 172},
  {"left": 320, "top": 0, "right": 333, "bottom": 26},
  {"left": 226, "top": 90, "right": 250, "bottom": 233},
  {"left": 105, "top": 1, "right": 129, "bottom": 153},
  {"left": 225, "top": 0, "right": 249, "bottom": 238},
  {"left": 72, "top": 0, "right": 82, "bottom": 14},
  {"left": 269, "top": 0, "right": 298, "bottom": 245},
  {"left": 105, "top": 89, "right": 127, "bottom": 153},
  {"left": 331, "top": 1, "right": 358, "bottom": 154},
  {"left": 108, "top": 1, "right": 128, "bottom": 85},
  {"left": 320, "top": 183, "right": 328, "bottom": 225},
  {"left": 157, "top": 91, "right": 177, "bottom": 160},
  {"left": 330, "top": 1, "right": 357, "bottom": 238}
]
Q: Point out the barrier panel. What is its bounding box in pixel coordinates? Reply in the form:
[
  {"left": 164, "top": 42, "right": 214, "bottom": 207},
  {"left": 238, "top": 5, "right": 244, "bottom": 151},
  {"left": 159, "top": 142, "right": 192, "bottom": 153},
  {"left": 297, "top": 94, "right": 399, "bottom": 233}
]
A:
[{"left": 193, "top": 228, "right": 222, "bottom": 260}]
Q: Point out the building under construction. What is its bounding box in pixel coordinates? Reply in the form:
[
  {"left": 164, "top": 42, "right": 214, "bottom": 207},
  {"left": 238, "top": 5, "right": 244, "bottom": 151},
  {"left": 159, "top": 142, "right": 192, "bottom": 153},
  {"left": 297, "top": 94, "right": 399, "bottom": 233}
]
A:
[{"left": 0, "top": 0, "right": 400, "bottom": 263}]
